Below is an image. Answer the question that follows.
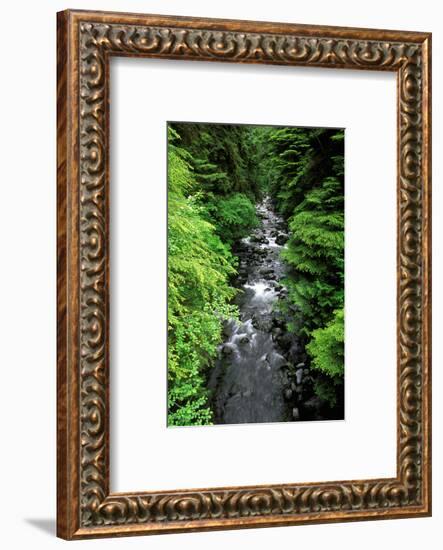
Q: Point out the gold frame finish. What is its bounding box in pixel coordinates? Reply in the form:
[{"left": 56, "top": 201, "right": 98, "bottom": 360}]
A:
[{"left": 57, "top": 9, "right": 432, "bottom": 540}]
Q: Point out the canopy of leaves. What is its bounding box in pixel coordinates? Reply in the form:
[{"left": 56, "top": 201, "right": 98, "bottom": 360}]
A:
[{"left": 170, "top": 122, "right": 260, "bottom": 198}]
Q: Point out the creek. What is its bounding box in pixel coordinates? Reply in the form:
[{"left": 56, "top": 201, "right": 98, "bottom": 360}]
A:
[{"left": 208, "top": 197, "right": 317, "bottom": 424}]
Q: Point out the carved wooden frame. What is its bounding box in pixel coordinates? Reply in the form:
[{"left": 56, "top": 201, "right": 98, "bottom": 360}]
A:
[{"left": 57, "top": 9, "right": 432, "bottom": 540}]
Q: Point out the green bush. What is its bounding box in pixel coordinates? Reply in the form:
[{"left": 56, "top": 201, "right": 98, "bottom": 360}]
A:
[
  {"left": 264, "top": 127, "right": 345, "bottom": 402},
  {"left": 167, "top": 128, "right": 238, "bottom": 426},
  {"left": 307, "top": 308, "right": 344, "bottom": 378},
  {"left": 281, "top": 173, "right": 344, "bottom": 333},
  {"left": 207, "top": 193, "right": 259, "bottom": 244}
]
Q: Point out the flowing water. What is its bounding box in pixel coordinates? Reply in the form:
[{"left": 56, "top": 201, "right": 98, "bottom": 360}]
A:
[{"left": 208, "top": 197, "right": 299, "bottom": 424}]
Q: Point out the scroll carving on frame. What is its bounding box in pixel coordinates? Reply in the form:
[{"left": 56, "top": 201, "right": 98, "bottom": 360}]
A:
[{"left": 57, "top": 9, "right": 431, "bottom": 540}]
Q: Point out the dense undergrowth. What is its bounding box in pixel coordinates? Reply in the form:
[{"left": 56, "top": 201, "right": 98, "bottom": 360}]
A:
[{"left": 167, "top": 123, "right": 344, "bottom": 425}]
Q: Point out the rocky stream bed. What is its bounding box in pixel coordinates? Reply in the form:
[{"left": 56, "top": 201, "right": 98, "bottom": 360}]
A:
[{"left": 208, "top": 197, "right": 331, "bottom": 425}]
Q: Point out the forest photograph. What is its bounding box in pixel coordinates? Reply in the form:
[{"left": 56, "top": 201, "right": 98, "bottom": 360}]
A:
[{"left": 167, "top": 121, "right": 344, "bottom": 427}]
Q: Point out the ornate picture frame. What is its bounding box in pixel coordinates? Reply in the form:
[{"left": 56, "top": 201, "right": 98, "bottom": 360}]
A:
[{"left": 57, "top": 9, "right": 432, "bottom": 540}]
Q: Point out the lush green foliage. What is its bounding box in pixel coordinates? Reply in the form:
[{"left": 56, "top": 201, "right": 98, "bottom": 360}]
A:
[
  {"left": 206, "top": 193, "right": 259, "bottom": 243},
  {"left": 262, "top": 127, "right": 345, "bottom": 401},
  {"left": 167, "top": 123, "right": 345, "bottom": 422},
  {"left": 167, "top": 128, "right": 238, "bottom": 425},
  {"left": 170, "top": 123, "right": 260, "bottom": 243},
  {"left": 307, "top": 308, "right": 344, "bottom": 377},
  {"left": 171, "top": 123, "right": 260, "bottom": 198},
  {"left": 282, "top": 170, "right": 344, "bottom": 332}
]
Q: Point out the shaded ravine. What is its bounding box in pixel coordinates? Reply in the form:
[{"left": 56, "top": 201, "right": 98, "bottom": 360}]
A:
[{"left": 208, "top": 197, "right": 303, "bottom": 424}]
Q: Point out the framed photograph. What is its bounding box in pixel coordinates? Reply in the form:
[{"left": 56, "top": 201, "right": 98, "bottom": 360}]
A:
[{"left": 57, "top": 9, "right": 432, "bottom": 539}]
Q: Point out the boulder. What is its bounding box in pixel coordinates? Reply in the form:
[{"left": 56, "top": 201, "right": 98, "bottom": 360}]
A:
[
  {"left": 284, "top": 388, "right": 293, "bottom": 400},
  {"left": 221, "top": 344, "right": 235, "bottom": 355},
  {"left": 304, "top": 396, "right": 324, "bottom": 415},
  {"left": 295, "top": 368, "right": 304, "bottom": 385}
]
